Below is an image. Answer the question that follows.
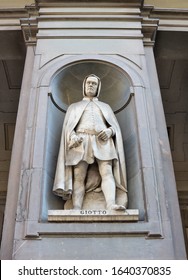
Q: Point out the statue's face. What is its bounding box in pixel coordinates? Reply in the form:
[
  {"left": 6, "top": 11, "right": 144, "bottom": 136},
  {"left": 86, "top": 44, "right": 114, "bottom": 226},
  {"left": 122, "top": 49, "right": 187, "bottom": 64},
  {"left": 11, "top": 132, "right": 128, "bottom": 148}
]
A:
[{"left": 85, "top": 76, "right": 99, "bottom": 97}]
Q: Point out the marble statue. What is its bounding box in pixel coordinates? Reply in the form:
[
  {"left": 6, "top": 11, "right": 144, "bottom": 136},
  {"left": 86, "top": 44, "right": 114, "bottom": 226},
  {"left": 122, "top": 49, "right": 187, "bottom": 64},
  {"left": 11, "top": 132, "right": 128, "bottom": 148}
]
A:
[{"left": 53, "top": 74, "right": 128, "bottom": 210}]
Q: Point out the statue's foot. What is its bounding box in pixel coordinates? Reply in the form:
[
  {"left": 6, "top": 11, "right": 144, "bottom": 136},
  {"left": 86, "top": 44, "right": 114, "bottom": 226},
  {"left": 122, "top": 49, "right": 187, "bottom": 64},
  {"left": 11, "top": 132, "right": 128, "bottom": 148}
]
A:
[
  {"left": 110, "top": 204, "right": 126, "bottom": 211},
  {"left": 73, "top": 207, "right": 81, "bottom": 210}
]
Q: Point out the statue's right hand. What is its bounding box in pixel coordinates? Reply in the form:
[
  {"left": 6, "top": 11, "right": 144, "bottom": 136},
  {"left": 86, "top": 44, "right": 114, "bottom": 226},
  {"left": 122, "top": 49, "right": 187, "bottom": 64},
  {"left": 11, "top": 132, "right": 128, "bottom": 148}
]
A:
[{"left": 68, "top": 134, "right": 83, "bottom": 149}]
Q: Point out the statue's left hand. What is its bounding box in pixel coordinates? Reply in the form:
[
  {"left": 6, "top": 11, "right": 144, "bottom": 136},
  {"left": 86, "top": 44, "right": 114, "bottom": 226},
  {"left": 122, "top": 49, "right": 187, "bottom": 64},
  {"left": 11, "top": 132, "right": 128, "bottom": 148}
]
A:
[{"left": 98, "top": 128, "right": 112, "bottom": 141}]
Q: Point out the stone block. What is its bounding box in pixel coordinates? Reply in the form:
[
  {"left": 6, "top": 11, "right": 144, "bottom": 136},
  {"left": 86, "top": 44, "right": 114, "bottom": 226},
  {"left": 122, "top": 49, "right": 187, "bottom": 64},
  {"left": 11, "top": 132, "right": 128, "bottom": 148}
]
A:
[{"left": 48, "top": 209, "right": 139, "bottom": 222}]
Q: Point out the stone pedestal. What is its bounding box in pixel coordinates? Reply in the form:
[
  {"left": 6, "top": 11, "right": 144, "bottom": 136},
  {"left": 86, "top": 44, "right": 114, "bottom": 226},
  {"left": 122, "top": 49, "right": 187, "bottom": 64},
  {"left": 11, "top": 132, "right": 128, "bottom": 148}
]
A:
[{"left": 48, "top": 209, "right": 139, "bottom": 222}]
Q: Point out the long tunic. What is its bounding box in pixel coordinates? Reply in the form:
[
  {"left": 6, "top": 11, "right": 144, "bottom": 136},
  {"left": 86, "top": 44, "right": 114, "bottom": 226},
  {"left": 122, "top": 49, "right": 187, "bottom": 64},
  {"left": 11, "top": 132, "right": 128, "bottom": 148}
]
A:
[{"left": 65, "top": 100, "right": 117, "bottom": 165}]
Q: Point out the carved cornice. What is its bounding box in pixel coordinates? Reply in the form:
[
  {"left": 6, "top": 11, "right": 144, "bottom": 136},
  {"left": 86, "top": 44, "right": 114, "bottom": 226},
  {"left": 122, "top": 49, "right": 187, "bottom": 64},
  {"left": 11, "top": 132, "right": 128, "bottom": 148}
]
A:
[
  {"left": 0, "top": 8, "right": 28, "bottom": 30},
  {"left": 20, "top": 18, "right": 38, "bottom": 46},
  {"left": 143, "top": 6, "right": 188, "bottom": 20},
  {"left": 20, "top": 5, "right": 39, "bottom": 46},
  {"left": 36, "top": 0, "right": 143, "bottom": 7},
  {"left": 141, "top": 5, "right": 159, "bottom": 46},
  {"left": 2, "top": 2, "right": 188, "bottom": 47},
  {"left": 0, "top": 9, "right": 28, "bottom": 18},
  {"left": 142, "top": 5, "right": 188, "bottom": 32},
  {"left": 0, "top": 4, "right": 38, "bottom": 29},
  {"left": 0, "top": 4, "right": 38, "bottom": 45},
  {"left": 141, "top": 17, "right": 158, "bottom": 46}
]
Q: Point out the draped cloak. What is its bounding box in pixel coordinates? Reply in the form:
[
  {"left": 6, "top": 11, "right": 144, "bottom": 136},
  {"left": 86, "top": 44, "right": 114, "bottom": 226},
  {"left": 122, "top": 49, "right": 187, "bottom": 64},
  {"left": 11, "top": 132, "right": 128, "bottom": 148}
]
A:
[{"left": 53, "top": 75, "right": 127, "bottom": 200}]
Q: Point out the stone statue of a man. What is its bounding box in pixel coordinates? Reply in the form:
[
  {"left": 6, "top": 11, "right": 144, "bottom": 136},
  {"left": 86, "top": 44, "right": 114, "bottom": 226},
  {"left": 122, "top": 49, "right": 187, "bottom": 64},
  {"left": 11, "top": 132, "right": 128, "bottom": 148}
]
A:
[{"left": 53, "top": 74, "right": 128, "bottom": 210}]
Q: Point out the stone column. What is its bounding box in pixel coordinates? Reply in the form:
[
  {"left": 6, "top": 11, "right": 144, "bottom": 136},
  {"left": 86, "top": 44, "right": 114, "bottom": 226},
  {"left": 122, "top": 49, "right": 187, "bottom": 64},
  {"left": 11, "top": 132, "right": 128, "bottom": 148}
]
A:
[
  {"left": 144, "top": 45, "right": 186, "bottom": 259},
  {"left": 0, "top": 45, "right": 35, "bottom": 259},
  {"left": 141, "top": 9, "right": 186, "bottom": 258}
]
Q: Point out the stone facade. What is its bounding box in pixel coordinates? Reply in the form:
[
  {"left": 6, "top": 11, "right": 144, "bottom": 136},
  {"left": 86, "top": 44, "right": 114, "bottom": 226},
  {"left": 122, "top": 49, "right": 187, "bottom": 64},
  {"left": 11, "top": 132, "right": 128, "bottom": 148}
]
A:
[{"left": 0, "top": 0, "right": 187, "bottom": 259}]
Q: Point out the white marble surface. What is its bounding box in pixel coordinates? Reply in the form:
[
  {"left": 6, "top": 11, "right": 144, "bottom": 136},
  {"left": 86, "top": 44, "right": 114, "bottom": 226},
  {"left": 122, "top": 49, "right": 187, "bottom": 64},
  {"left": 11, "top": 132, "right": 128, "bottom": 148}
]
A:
[{"left": 48, "top": 209, "right": 139, "bottom": 222}]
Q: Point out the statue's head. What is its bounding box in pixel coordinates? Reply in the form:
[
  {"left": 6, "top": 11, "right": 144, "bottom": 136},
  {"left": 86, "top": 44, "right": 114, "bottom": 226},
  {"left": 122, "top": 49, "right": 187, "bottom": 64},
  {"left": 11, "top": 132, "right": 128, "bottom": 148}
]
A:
[{"left": 83, "top": 74, "right": 101, "bottom": 98}]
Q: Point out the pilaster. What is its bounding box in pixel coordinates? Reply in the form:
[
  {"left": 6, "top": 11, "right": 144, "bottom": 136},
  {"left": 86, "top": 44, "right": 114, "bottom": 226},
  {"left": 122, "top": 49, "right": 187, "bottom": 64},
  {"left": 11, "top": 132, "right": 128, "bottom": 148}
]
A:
[{"left": 0, "top": 45, "right": 35, "bottom": 260}]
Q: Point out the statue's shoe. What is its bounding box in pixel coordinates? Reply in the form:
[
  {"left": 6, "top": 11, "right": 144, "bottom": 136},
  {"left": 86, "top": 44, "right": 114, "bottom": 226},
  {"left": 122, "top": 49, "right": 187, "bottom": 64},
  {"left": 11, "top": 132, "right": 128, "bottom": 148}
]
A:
[{"left": 110, "top": 204, "right": 126, "bottom": 211}]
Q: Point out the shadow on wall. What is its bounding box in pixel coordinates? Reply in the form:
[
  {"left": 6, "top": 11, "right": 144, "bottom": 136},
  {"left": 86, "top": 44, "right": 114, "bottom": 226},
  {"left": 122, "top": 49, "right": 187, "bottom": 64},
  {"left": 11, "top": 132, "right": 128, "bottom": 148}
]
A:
[{"left": 41, "top": 60, "right": 146, "bottom": 221}]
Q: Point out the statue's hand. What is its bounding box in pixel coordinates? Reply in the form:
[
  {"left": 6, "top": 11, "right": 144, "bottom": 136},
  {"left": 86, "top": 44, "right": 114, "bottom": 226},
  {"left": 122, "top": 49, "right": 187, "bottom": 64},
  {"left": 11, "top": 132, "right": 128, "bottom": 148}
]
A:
[
  {"left": 68, "top": 134, "right": 83, "bottom": 149},
  {"left": 98, "top": 128, "right": 113, "bottom": 141}
]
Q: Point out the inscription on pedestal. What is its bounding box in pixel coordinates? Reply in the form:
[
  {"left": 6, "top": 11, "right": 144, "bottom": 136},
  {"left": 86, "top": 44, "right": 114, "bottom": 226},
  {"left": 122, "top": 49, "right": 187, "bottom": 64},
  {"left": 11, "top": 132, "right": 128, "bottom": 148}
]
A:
[
  {"left": 80, "top": 210, "right": 107, "bottom": 215},
  {"left": 48, "top": 209, "right": 139, "bottom": 222}
]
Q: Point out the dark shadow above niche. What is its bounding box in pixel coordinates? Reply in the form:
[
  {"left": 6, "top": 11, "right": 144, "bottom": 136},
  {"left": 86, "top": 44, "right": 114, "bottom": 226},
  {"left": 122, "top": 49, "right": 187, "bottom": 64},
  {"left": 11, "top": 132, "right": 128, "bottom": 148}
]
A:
[{"left": 50, "top": 60, "right": 132, "bottom": 113}]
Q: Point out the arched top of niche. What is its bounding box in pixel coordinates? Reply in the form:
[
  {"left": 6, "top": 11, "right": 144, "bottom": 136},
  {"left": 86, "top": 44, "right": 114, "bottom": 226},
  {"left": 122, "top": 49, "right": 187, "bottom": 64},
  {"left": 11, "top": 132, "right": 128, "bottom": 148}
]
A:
[{"left": 50, "top": 60, "right": 133, "bottom": 113}]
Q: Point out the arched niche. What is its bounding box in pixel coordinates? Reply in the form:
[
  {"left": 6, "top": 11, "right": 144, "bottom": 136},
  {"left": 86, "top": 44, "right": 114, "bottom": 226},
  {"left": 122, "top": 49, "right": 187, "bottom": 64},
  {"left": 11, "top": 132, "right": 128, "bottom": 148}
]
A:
[
  {"left": 50, "top": 60, "right": 131, "bottom": 112},
  {"left": 41, "top": 60, "right": 145, "bottom": 221}
]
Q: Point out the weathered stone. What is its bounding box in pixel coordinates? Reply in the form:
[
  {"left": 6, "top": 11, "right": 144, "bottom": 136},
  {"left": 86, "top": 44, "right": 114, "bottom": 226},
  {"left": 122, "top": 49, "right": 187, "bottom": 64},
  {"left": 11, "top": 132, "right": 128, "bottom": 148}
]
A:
[{"left": 48, "top": 209, "right": 139, "bottom": 222}]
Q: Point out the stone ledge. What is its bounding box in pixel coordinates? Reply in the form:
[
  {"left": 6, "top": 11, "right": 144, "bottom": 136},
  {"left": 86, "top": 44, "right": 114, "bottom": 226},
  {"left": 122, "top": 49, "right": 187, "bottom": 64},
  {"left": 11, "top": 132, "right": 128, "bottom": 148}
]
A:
[{"left": 48, "top": 209, "right": 139, "bottom": 222}]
